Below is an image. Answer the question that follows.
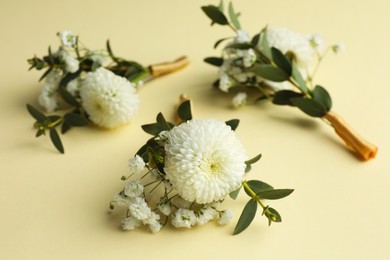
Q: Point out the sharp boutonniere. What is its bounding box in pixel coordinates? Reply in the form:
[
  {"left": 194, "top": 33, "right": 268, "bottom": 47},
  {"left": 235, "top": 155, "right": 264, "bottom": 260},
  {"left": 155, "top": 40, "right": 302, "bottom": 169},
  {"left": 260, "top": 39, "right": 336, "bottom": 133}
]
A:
[
  {"left": 27, "top": 30, "right": 189, "bottom": 153},
  {"left": 110, "top": 95, "right": 293, "bottom": 235},
  {"left": 201, "top": 1, "right": 378, "bottom": 161}
]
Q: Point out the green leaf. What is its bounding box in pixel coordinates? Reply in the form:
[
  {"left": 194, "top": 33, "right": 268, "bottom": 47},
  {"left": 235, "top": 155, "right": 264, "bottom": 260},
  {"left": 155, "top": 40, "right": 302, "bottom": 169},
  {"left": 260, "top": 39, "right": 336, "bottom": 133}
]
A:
[
  {"left": 267, "top": 207, "right": 282, "bottom": 223},
  {"left": 26, "top": 104, "right": 47, "bottom": 123},
  {"left": 64, "top": 113, "right": 89, "bottom": 127},
  {"left": 204, "top": 57, "right": 224, "bottom": 67},
  {"left": 245, "top": 164, "right": 252, "bottom": 173},
  {"left": 271, "top": 47, "right": 292, "bottom": 76},
  {"left": 254, "top": 64, "right": 289, "bottom": 82},
  {"left": 259, "top": 28, "right": 272, "bottom": 60},
  {"left": 257, "top": 189, "right": 294, "bottom": 200},
  {"left": 233, "top": 199, "right": 258, "bottom": 235},
  {"left": 218, "top": 0, "right": 224, "bottom": 12},
  {"left": 141, "top": 123, "right": 162, "bottom": 136},
  {"left": 106, "top": 40, "right": 117, "bottom": 62},
  {"left": 312, "top": 85, "right": 332, "bottom": 112},
  {"left": 272, "top": 90, "right": 304, "bottom": 106},
  {"left": 49, "top": 128, "right": 64, "bottom": 153},
  {"left": 245, "top": 180, "right": 273, "bottom": 197},
  {"left": 291, "top": 62, "right": 309, "bottom": 94},
  {"left": 251, "top": 33, "right": 260, "bottom": 46},
  {"left": 61, "top": 120, "right": 72, "bottom": 134},
  {"left": 214, "top": 37, "right": 232, "bottom": 49},
  {"left": 177, "top": 100, "right": 192, "bottom": 122},
  {"left": 59, "top": 88, "right": 79, "bottom": 107},
  {"left": 245, "top": 154, "right": 262, "bottom": 166},
  {"left": 228, "top": 2, "right": 241, "bottom": 29},
  {"left": 38, "top": 67, "right": 53, "bottom": 82},
  {"left": 156, "top": 112, "right": 173, "bottom": 131},
  {"left": 201, "top": 5, "right": 229, "bottom": 25},
  {"left": 136, "top": 142, "right": 150, "bottom": 163},
  {"left": 59, "top": 71, "right": 81, "bottom": 88},
  {"left": 290, "top": 97, "right": 327, "bottom": 117},
  {"left": 229, "top": 185, "right": 241, "bottom": 200},
  {"left": 226, "top": 43, "right": 253, "bottom": 50},
  {"left": 225, "top": 119, "right": 239, "bottom": 131}
]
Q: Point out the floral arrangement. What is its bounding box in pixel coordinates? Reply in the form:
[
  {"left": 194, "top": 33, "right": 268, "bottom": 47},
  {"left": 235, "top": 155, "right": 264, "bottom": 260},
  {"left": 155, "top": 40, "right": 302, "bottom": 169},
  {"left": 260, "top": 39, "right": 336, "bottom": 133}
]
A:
[
  {"left": 201, "top": 1, "right": 378, "bottom": 161},
  {"left": 110, "top": 96, "right": 293, "bottom": 235},
  {"left": 26, "top": 30, "right": 189, "bottom": 153}
]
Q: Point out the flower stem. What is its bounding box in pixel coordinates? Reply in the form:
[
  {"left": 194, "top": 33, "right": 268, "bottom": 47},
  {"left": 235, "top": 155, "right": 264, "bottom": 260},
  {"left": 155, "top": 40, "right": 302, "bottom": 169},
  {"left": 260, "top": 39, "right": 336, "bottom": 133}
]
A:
[
  {"left": 324, "top": 111, "right": 378, "bottom": 160},
  {"left": 149, "top": 56, "right": 190, "bottom": 78},
  {"left": 242, "top": 181, "right": 266, "bottom": 209}
]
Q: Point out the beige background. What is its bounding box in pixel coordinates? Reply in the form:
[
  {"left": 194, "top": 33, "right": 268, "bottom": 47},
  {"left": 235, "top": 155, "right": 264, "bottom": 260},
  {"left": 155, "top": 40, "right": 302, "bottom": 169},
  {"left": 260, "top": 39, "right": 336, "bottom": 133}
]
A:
[{"left": 1, "top": 0, "right": 389, "bottom": 259}]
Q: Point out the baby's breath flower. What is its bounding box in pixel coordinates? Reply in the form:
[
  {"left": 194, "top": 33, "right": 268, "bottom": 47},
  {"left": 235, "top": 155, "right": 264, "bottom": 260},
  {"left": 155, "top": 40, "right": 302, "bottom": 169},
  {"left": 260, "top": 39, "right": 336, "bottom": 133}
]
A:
[
  {"left": 307, "top": 33, "right": 324, "bottom": 52},
  {"left": 57, "top": 30, "right": 77, "bottom": 48},
  {"left": 218, "top": 209, "right": 234, "bottom": 225},
  {"left": 122, "top": 216, "right": 142, "bottom": 231},
  {"left": 124, "top": 180, "right": 144, "bottom": 198},
  {"left": 128, "top": 155, "right": 145, "bottom": 175},
  {"left": 232, "top": 92, "right": 247, "bottom": 108},
  {"left": 171, "top": 208, "right": 197, "bottom": 228},
  {"left": 332, "top": 43, "right": 345, "bottom": 54},
  {"left": 38, "top": 71, "right": 61, "bottom": 112},
  {"left": 128, "top": 197, "right": 152, "bottom": 221},
  {"left": 113, "top": 192, "right": 132, "bottom": 208},
  {"left": 164, "top": 118, "right": 247, "bottom": 204},
  {"left": 80, "top": 67, "right": 139, "bottom": 128},
  {"left": 157, "top": 201, "right": 172, "bottom": 216},
  {"left": 196, "top": 207, "right": 218, "bottom": 225},
  {"left": 59, "top": 50, "right": 79, "bottom": 73},
  {"left": 219, "top": 73, "right": 233, "bottom": 92}
]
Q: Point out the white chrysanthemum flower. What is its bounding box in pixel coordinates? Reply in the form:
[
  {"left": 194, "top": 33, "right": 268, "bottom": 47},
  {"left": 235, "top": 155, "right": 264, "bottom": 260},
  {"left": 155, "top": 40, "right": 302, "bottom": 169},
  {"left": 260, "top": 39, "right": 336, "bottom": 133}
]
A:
[
  {"left": 257, "top": 27, "right": 315, "bottom": 68},
  {"left": 79, "top": 67, "right": 139, "bottom": 128},
  {"left": 218, "top": 209, "right": 233, "bottom": 225},
  {"left": 171, "top": 208, "right": 197, "bottom": 228},
  {"left": 57, "top": 30, "right": 76, "bottom": 48},
  {"left": 124, "top": 180, "right": 144, "bottom": 198},
  {"left": 332, "top": 43, "right": 345, "bottom": 54},
  {"left": 38, "top": 71, "right": 62, "bottom": 112},
  {"left": 164, "top": 119, "right": 247, "bottom": 204},
  {"left": 232, "top": 92, "right": 247, "bottom": 108},
  {"left": 128, "top": 155, "right": 145, "bottom": 175},
  {"left": 128, "top": 197, "right": 152, "bottom": 221},
  {"left": 196, "top": 207, "right": 218, "bottom": 225},
  {"left": 121, "top": 216, "right": 142, "bottom": 231}
]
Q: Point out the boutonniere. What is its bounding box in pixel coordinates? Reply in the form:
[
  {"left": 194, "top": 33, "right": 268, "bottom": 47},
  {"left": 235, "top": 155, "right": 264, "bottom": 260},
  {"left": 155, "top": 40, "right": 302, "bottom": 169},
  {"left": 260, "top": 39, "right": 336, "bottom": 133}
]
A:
[
  {"left": 110, "top": 95, "right": 293, "bottom": 235},
  {"left": 26, "top": 30, "right": 189, "bottom": 153},
  {"left": 201, "top": 1, "right": 377, "bottom": 161}
]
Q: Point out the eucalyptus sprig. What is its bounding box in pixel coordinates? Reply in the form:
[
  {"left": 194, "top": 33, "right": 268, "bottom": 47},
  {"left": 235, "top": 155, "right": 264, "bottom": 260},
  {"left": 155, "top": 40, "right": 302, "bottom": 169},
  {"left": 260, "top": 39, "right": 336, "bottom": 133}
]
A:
[
  {"left": 202, "top": 1, "right": 377, "bottom": 161},
  {"left": 27, "top": 30, "right": 189, "bottom": 153},
  {"left": 110, "top": 96, "right": 293, "bottom": 235}
]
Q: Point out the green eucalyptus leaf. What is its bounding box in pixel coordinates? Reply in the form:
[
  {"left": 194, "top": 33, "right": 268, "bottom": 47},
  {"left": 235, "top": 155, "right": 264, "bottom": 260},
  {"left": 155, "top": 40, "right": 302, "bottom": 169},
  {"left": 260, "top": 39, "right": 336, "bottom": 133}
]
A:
[
  {"left": 229, "top": 185, "right": 241, "bottom": 200},
  {"left": 26, "top": 104, "right": 47, "bottom": 123},
  {"left": 226, "top": 43, "right": 253, "bottom": 50},
  {"left": 257, "top": 189, "right": 294, "bottom": 200},
  {"left": 141, "top": 123, "right": 162, "bottom": 136},
  {"left": 218, "top": 0, "right": 224, "bottom": 12},
  {"left": 290, "top": 97, "right": 327, "bottom": 117},
  {"left": 245, "top": 154, "right": 262, "bottom": 165},
  {"left": 214, "top": 37, "right": 232, "bottom": 49},
  {"left": 259, "top": 28, "right": 272, "bottom": 60},
  {"left": 251, "top": 33, "right": 260, "bottom": 46},
  {"left": 267, "top": 207, "right": 282, "bottom": 223},
  {"left": 106, "top": 40, "right": 118, "bottom": 62},
  {"left": 312, "top": 85, "right": 332, "bottom": 112},
  {"left": 156, "top": 112, "right": 172, "bottom": 131},
  {"left": 245, "top": 180, "right": 273, "bottom": 197},
  {"left": 291, "top": 62, "right": 309, "bottom": 94},
  {"left": 204, "top": 57, "right": 224, "bottom": 67},
  {"left": 64, "top": 113, "right": 89, "bottom": 127},
  {"left": 272, "top": 90, "right": 304, "bottom": 106},
  {"left": 254, "top": 64, "right": 289, "bottom": 82},
  {"left": 35, "top": 129, "right": 44, "bottom": 137},
  {"left": 233, "top": 199, "right": 258, "bottom": 235},
  {"left": 38, "top": 67, "right": 53, "bottom": 82},
  {"left": 201, "top": 5, "right": 229, "bottom": 25},
  {"left": 228, "top": 2, "right": 241, "bottom": 29},
  {"left": 49, "top": 128, "right": 64, "bottom": 153},
  {"left": 271, "top": 47, "right": 292, "bottom": 76},
  {"left": 245, "top": 164, "right": 252, "bottom": 173},
  {"left": 61, "top": 121, "right": 72, "bottom": 134},
  {"left": 177, "top": 100, "right": 192, "bottom": 122},
  {"left": 225, "top": 119, "right": 239, "bottom": 131},
  {"left": 59, "top": 88, "right": 79, "bottom": 107},
  {"left": 136, "top": 142, "right": 150, "bottom": 163}
]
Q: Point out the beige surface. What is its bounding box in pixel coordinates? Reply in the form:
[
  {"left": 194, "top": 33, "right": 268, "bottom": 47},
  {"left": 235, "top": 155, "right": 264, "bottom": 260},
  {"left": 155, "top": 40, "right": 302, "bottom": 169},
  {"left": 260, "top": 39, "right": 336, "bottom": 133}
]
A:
[{"left": 1, "top": 0, "right": 389, "bottom": 259}]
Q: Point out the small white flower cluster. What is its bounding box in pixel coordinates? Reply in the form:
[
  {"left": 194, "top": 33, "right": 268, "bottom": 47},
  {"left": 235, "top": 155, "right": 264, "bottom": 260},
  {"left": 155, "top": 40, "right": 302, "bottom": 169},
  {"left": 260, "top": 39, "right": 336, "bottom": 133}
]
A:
[
  {"left": 112, "top": 118, "right": 245, "bottom": 233},
  {"left": 218, "top": 27, "right": 345, "bottom": 98},
  {"left": 37, "top": 30, "right": 140, "bottom": 129}
]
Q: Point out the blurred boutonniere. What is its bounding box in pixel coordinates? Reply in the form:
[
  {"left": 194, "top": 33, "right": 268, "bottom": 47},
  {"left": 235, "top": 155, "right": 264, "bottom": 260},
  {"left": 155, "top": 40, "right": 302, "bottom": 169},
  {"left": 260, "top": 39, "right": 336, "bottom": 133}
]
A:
[
  {"left": 201, "top": 1, "right": 377, "bottom": 161},
  {"left": 27, "top": 30, "right": 189, "bottom": 153},
  {"left": 110, "top": 95, "right": 293, "bottom": 235}
]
